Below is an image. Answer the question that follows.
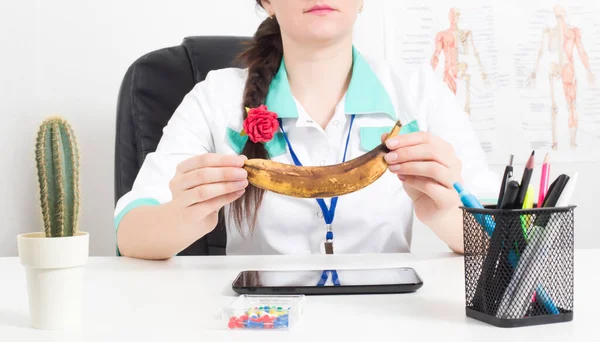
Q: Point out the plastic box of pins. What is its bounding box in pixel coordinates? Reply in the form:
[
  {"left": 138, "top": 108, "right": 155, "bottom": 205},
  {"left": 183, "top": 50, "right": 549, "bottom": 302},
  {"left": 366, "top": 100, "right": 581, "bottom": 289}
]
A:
[{"left": 222, "top": 295, "right": 306, "bottom": 331}]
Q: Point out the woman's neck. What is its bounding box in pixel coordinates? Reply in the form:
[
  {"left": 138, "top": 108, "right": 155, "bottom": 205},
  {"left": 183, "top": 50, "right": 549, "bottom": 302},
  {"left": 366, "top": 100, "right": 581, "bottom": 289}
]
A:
[{"left": 281, "top": 36, "right": 354, "bottom": 129}]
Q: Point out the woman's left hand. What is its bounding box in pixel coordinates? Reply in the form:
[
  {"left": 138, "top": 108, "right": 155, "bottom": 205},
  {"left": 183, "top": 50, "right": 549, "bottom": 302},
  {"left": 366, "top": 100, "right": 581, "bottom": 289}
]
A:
[{"left": 382, "top": 132, "right": 463, "bottom": 225}]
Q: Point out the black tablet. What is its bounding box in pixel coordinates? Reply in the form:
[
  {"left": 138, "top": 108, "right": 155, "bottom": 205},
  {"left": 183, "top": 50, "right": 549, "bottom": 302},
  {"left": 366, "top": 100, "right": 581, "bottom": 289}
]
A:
[{"left": 232, "top": 267, "right": 423, "bottom": 295}]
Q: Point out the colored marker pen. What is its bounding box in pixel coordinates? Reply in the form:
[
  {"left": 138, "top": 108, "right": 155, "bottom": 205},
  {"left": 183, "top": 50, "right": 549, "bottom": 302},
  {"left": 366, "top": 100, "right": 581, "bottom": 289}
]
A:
[
  {"left": 454, "top": 183, "right": 483, "bottom": 208},
  {"left": 454, "top": 182, "right": 495, "bottom": 235}
]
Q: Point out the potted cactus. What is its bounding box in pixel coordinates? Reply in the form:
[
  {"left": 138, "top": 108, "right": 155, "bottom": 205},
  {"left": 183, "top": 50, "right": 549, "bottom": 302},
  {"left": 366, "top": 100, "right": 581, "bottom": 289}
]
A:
[{"left": 17, "top": 116, "right": 89, "bottom": 330}]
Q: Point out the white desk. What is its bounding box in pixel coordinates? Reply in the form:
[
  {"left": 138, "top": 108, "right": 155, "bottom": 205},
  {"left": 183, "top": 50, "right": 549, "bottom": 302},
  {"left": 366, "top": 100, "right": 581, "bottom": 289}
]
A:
[{"left": 0, "top": 251, "right": 598, "bottom": 341}]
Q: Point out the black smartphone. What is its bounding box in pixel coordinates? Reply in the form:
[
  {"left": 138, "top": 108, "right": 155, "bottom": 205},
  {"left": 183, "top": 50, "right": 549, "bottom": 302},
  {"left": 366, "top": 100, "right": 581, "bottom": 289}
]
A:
[{"left": 232, "top": 267, "right": 423, "bottom": 295}]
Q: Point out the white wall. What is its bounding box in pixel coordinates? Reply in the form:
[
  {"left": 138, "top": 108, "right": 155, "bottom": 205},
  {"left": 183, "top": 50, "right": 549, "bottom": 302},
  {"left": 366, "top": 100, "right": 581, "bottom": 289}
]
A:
[{"left": 1, "top": 1, "right": 596, "bottom": 257}]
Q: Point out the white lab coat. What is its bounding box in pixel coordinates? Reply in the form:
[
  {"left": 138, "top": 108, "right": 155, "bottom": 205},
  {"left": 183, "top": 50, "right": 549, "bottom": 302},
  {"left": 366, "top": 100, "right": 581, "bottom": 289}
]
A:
[{"left": 114, "top": 47, "right": 500, "bottom": 256}]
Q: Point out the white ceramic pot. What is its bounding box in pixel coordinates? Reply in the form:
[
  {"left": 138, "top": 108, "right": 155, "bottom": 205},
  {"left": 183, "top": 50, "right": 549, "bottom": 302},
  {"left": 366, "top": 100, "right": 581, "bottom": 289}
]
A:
[{"left": 17, "top": 232, "right": 89, "bottom": 330}]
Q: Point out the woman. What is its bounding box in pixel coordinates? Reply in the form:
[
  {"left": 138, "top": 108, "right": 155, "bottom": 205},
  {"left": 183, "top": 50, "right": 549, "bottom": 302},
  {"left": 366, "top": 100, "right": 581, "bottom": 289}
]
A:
[{"left": 114, "top": 0, "right": 499, "bottom": 260}]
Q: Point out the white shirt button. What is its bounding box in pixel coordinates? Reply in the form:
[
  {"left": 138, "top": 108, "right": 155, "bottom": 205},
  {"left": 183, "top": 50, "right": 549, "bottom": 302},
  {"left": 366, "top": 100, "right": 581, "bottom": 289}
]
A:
[
  {"left": 317, "top": 211, "right": 323, "bottom": 219},
  {"left": 332, "top": 120, "right": 339, "bottom": 126}
]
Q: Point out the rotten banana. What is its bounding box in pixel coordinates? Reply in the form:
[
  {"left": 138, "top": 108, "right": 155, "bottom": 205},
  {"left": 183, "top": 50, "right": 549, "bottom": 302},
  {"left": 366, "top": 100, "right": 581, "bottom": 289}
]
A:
[{"left": 243, "top": 120, "right": 403, "bottom": 198}]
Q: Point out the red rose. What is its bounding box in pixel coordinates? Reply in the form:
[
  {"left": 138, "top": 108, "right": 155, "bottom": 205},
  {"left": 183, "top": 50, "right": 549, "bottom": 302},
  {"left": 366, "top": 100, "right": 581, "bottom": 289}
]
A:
[{"left": 243, "top": 105, "right": 280, "bottom": 143}]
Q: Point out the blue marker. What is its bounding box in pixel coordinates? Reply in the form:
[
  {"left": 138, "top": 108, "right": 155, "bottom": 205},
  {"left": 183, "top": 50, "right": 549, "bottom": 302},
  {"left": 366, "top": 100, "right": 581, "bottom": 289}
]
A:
[
  {"left": 454, "top": 182, "right": 495, "bottom": 235},
  {"left": 454, "top": 182, "right": 483, "bottom": 208},
  {"left": 454, "top": 182, "right": 517, "bottom": 264}
]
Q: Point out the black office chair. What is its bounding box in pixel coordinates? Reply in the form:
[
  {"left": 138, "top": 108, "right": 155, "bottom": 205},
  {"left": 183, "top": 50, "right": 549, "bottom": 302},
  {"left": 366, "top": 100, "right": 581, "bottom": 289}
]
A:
[{"left": 114, "top": 36, "right": 252, "bottom": 256}]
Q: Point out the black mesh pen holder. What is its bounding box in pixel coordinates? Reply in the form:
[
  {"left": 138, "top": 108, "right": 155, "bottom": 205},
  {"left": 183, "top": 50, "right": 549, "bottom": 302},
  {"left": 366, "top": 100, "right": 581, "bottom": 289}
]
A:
[{"left": 461, "top": 205, "right": 575, "bottom": 328}]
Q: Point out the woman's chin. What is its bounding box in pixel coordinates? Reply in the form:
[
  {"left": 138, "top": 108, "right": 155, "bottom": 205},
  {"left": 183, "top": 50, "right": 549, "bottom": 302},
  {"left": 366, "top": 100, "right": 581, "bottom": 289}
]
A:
[{"left": 298, "top": 27, "right": 351, "bottom": 44}]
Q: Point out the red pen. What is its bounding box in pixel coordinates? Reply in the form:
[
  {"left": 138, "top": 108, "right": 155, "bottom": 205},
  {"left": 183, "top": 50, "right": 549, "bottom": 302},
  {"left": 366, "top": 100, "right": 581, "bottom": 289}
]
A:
[{"left": 537, "top": 153, "right": 551, "bottom": 207}]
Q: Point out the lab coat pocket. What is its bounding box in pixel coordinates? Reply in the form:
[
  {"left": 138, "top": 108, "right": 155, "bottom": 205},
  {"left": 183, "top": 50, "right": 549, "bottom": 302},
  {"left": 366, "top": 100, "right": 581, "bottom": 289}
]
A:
[
  {"left": 358, "top": 120, "right": 421, "bottom": 152},
  {"left": 225, "top": 127, "right": 287, "bottom": 158}
]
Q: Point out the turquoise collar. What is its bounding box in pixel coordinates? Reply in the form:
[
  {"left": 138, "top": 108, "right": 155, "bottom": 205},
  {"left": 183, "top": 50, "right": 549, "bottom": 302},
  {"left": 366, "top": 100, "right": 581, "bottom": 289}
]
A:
[{"left": 265, "top": 46, "right": 396, "bottom": 120}]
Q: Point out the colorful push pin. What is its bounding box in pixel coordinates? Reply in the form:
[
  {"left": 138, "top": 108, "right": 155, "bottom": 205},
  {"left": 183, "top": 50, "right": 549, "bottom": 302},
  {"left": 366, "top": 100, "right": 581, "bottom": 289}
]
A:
[
  {"left": 228, "top": 316, "right": 238, "bottom": 329},
  {"left": 278, "top": 316, "right": 289, "bottom": 325},
  {"left": 247, "top": 321, "right": 264, "bottom": 329}
]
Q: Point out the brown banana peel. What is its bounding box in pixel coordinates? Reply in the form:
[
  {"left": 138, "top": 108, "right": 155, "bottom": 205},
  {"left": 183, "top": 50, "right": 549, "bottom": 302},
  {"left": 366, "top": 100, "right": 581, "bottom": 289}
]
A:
[{"left": 242, "top": 120, "right": 403, "bottom": 198}]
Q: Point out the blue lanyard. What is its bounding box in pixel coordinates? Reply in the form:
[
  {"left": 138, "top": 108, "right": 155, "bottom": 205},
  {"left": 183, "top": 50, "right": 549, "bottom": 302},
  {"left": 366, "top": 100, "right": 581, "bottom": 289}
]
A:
[{"left": 278, "top": 115, "right": 355, "bottom": 286}]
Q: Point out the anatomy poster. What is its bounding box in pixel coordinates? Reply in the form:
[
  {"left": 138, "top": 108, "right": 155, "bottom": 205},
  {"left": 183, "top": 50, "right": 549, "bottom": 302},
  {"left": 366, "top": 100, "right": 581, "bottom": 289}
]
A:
[
  {"left": 513, "top": 3, "right": 599, "bottom": 163},
  {"left": 382, "top": 0, "right": 599, "bottom": 163}
]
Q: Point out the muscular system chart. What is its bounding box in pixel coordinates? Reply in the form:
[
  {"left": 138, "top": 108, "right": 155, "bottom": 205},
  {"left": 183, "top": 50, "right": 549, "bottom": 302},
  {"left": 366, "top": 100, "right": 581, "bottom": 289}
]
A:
[
  {"left": 382, "top": 1, "right": 599, "bottom": 163},
  {"left": 515, "top": 3, "right": 599, "bottom": 162},
  {"left": 383, "top": 1, "right": 510, "bottom": 162}
]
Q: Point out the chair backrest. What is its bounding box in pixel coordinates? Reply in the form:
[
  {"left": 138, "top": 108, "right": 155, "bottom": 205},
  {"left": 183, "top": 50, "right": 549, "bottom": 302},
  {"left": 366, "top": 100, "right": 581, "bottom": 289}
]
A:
[{"left": 114, "top": 36, "right": 252, "bottom": 255}]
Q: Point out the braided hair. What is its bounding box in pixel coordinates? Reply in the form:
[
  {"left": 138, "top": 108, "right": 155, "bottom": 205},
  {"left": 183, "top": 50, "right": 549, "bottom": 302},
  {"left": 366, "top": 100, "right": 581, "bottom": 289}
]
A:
[{"left": 230, "top": 1, "right": 283, "bottom": 234}]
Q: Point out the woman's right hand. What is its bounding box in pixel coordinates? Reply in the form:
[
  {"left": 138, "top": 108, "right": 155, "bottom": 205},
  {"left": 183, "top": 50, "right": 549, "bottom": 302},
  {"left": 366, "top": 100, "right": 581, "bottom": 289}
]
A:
[{"left": 168, "top": 153, "right": 249, "bottom": 233}]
